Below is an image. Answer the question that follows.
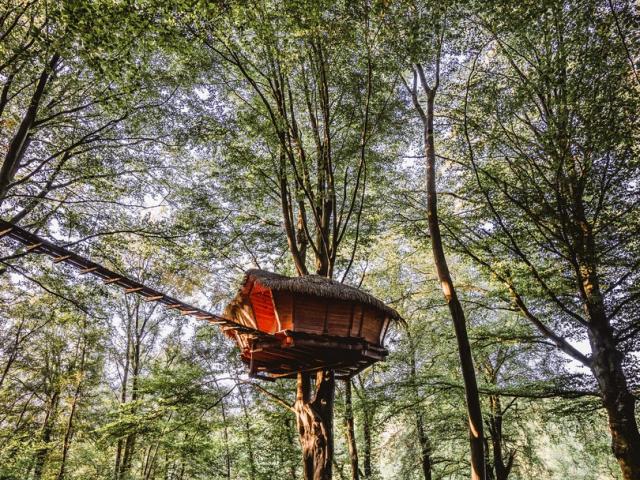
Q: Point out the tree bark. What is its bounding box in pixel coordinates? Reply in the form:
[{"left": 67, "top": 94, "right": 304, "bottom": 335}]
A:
[
  {"left": 215, "top": 379, "right": 232, "bottom": 480},
  {"left": 295, "top": 370, "right": 335, "bottom": 480},
  {"left": 421, "top": 86, "right": 486, "bottom": 480}
]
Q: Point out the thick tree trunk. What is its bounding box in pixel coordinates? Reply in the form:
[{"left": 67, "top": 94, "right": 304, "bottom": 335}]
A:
[
  {"left": 295, "top": 370, "right": 335, "bottom": 480},
  {"left": 422, "top": 90, "right": 485, "bottom": 480},
  {"left": 589, "top": 321, "right": 640, "bottom": 479},
  {"left": 572, "top": 202, "right": 640, "bottom": 480},
  {"left": 343, "top": 380, "right": 360, "bottom": 480}
]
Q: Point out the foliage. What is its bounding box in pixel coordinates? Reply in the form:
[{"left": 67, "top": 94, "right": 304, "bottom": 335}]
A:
[{"left": 0, "top": 0, "right": 637, "bottom": 479}]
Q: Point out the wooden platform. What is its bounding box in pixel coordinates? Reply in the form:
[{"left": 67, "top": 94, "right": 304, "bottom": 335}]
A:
[{"left": 238, "top": 330, "right": 388, "bottom": 380}]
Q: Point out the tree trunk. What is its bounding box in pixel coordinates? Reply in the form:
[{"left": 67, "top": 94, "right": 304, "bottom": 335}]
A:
[
  {"left": 422, "top": 89, "right": 485, "bottom": 480},
  {"left": 285, "top": 417, "right": 298, "bottom": 480},
  {"left": 114, "top": 316, "right": 131, "bottom": 479},
  {"left": 589, "top": 321, "right": 640, "bottom": 479},
  {"left": 0, "top": 317, "right": 25, "bottom": 388},
  {"left": 33, "top": 388, "right": 61, "bottom": 480},
  {"left": 415, "top": 413, "right": 432, "bottom": 480},
  {"left": 572, "top": 199, "right": 640, "bottom": 480},
  {"left": 294, "top": 370, "right": 335, "bottom": 480},
  {"left": 217, "top": 382, "right": 232, "bottom": 480},
  {"left": 56, "top": 337, "right": 87, "bottom": 480},
  {"left": 408, "top": 330, "right": 432, "bottom": 480},
  {"left": 118, "top": 307, "right": 142, "bottom": 480},
  {"left": 238, "top": 384, "right": 257, "bottom": 480},
  {"left": 343, "top": 380, "right": 360, "bottom": 480},
  {"left": 0, "top": 53, "right": 59, "bottom": 204},
  {"left": 362, "top": 403, "right": 372, "bottom": 479},
  {"left": 487, "top": 395, "right": 514, "bottom": 480}
]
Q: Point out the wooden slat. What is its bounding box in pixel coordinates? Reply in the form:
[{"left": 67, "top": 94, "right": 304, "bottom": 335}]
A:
[{"left": 143, "top": 295, "right": 164, "bottom": 302}]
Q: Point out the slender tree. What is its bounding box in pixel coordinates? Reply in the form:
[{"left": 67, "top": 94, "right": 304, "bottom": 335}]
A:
[{"left": 400, "top": 4, "right": 486, "bottom": 478}]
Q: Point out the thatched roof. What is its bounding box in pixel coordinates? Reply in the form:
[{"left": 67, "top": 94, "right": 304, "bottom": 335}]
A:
[{"left": 244, "top": 269, "right": 401, "bottom": 320}]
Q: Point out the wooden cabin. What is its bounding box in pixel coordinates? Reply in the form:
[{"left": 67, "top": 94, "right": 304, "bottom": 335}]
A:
[{"left": 223, "top": 269, "right": 400, "bottom": 379}]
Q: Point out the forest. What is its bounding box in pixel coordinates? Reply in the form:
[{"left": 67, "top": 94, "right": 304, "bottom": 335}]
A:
[{"left": 0, "top": 1, "right": 638, "bottom": 479}]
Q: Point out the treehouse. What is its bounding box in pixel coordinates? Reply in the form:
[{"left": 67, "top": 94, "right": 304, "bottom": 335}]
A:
[
  {"left": 0, "top": 221, "right": 399, "bottom": 381},
  {"left": 223, "top": 269, "right": 400, "bottom": 379}
]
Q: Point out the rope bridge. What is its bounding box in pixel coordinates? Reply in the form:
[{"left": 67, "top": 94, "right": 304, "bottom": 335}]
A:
[{"left": 0, "top": 219, "right": 261, "bottom": 337}]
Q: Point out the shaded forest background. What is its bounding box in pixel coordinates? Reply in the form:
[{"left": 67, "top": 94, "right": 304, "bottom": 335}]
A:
[{"left": 0, "top": 1, "right": 638, "bottom": 479}]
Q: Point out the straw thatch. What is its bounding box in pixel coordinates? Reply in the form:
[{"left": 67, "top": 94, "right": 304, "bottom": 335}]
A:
[{"left": 244, "top": 269, "right": 401, "bottom": 320}]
